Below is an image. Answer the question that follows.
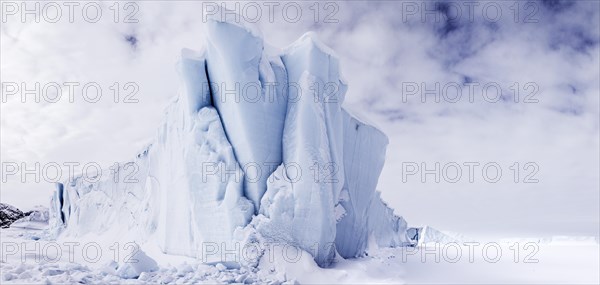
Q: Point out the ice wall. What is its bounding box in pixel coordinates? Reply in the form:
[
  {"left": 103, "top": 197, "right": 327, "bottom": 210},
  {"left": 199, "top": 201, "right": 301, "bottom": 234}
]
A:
[
  {"left": 334, "top": 109, "right": 411, "bottom": 258},
  {"left": 205, "top": 16, "right": 287, "bottom": 212},
  {"left": 255, "top": 33, "right": 348, "bottom": 266},
  {"left": 151, "top": 100, "right": 254, "bottom": 257},
  {"left": 50, "top": 10, "right": 409, "bottom": 268},
  {"left": 52, "top": 52, "right": 253, "bottom": 259}
]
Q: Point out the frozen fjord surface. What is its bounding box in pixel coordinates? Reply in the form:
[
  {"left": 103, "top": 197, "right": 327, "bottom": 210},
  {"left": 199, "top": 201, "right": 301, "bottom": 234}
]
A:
[
  {"left": 49, "top": 11, "right": 410, "bottom": 268},
  {"left": 3, "top": 226, "right": 598, "bottom": 284}
]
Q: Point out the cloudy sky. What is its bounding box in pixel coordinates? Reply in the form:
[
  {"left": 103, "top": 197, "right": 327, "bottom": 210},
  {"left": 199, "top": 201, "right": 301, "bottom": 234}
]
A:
[{"left": 1, "top": 0, "right": 599, "bottom": 238}]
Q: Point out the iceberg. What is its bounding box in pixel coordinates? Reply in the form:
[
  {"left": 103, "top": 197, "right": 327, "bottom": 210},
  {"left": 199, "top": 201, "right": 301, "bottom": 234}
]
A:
[{"left": 49, "top": 9, "right": 410, "bottom": 267}]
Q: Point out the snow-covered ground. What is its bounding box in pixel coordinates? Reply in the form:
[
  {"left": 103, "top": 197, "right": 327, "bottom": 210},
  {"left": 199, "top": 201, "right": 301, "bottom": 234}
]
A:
[{"left": 2, "top": 226, "right": 598, "bottom": 284}]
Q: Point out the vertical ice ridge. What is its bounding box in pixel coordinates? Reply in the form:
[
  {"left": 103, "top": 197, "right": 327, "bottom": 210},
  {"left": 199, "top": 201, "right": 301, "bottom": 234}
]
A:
[
  {"left": 256, "top": 33, "right": 349, "bottom": 267},
  {"left": 205, "top": 16, "right": 287, "bottom": 212},
  {"left": 180, "top": 48, "right": 212, "bottom": 115},
  {"left": 282, "top": 32, "right": 346, "bottom": 203},
  {"left": 335, "top": 109, "right": 389, "bottom": 258}
]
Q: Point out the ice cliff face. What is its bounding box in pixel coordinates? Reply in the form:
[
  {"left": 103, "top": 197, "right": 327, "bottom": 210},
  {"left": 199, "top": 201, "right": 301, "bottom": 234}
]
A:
[
  {"left": 50, "top": 11, "right": 410, "bottom": 267},
  {"left": 205, "top": 18, "right": 287, "bottom": 212}
]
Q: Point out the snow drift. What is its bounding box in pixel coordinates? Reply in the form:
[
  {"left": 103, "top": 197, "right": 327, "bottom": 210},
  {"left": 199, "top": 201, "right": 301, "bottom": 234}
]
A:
[{"left": 49, "top": 9, "right": 410, "bottom": 267}]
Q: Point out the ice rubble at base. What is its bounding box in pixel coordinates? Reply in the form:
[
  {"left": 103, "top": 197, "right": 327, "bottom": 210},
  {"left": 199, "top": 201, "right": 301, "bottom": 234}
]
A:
[{"left": 49, "top": 12, "right": 410, "bottom": 268}]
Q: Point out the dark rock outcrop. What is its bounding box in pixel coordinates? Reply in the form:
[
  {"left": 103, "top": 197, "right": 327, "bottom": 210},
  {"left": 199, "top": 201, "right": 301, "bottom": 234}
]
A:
[{"left": 0, "top": 203, "right": 24, "bottom": 228}]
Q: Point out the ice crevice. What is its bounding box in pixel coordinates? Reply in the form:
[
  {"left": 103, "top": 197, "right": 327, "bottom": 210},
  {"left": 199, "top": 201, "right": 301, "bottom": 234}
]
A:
[{"left": 49, "top": 9, "right": 411, "bottom": 268}]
